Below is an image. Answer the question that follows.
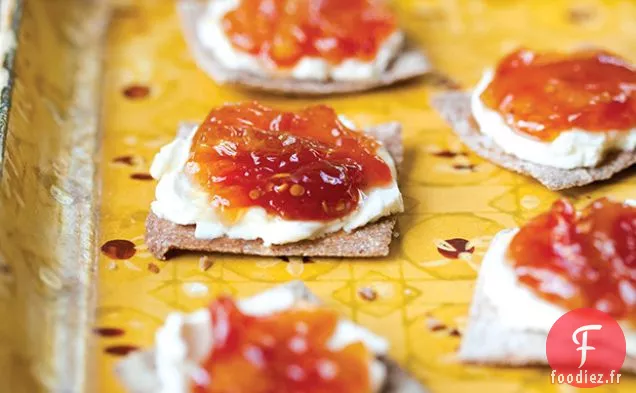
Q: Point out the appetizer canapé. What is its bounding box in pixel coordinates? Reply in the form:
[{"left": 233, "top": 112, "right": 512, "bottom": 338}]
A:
[
  {"left": 460, "top": 198, "right": 636, "bottom": 370},
  {"left": 177, "top": 0, "right": 430, "bottom": 94},
  {"left": 116, "top": 282, "right": 427, "bottom": 393},
  {"left": 432, "top": 48, "right": 636, "bottom": 189},
  {"left": 147, "top": 102, "right": 403, "bottom": 259}
]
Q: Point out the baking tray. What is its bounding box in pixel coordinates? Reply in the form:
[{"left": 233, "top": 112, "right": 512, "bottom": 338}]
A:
[
  {"left": 0, "top": 0, "right": 106, "bottom": 392},
  {"left": 1, "top": 0, "right": 636, "bottom": 392}
]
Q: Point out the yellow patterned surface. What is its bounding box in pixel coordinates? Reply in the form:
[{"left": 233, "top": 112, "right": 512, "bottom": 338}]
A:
[{"left": 97, "top": 1, "right": 636, "bottom": 392}]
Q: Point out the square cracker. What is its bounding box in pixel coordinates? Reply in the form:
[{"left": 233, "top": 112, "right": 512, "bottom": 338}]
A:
[
  {"left": 115, "top": 281, "right": 428, "bottom": 393},
  {"left": 145, "top": 122, "right": 403, "bottom": 260},
  {"left": 177, "top": 0, "right": 431, "bottom": 96},
  {"left": 460, "top": 257, "right": 636, "bottom": 372},
  {"left": 430, "top": 92, "right": 636, "bottom": 190}
]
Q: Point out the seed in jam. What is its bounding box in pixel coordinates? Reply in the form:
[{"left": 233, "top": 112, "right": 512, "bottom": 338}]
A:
[
  {"left": 194, "top": 297, "right": 371, "bottom": 393},
  {"left": 222, "top": 0, "right": 398, "bottom": 67},
  {"left": 186, "top": 102, "right": 393, "bottom": 221},
  {"left": 481, "top": 49, "right": 636, "bottom": 141},
  {"left": 508, "top": 198, "right": 636, "bottom": 322}
]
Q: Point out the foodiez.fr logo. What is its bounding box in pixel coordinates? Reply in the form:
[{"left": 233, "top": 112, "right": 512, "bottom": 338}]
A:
[{"left": 547, "top": 308, "right": 626, "bottom": 388}]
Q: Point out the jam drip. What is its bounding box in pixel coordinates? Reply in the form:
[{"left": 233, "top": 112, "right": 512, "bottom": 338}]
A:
[
  {"left": 194, "top": 297, "right": 372, "bottom": 393},
  {"left": 186, "top": 102, "right": 393, "bottom": 221},
  {"left": 222, "top": 0, "right": 398, "bottom": 67},
  {"left": 481, "top": 49, "right": 636, "bottom": 141},
  {"left": 508, "top": 198, "right": 636, "bottom": 322}
]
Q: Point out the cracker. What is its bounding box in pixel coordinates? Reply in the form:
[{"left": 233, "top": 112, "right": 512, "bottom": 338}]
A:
[
  {"left": 177, "top": 0, "right": 431, "bottom": 96},
  {"left": 459, "top": 253, "right": 636, "bottom": 372},
  {"left": 146, "top": 122, "right": 402, "bottom": 260},
  {"left": 146, "top": 213, "right": 397, "bottom": 260},
  {"left": 430, "top": 92, "right": 636, "bottom": 190},
  {"left": 116, "top": 281, "right": 427, "bottom": 393}
]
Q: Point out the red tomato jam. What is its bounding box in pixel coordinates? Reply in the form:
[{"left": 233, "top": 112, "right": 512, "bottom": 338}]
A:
[
  {"left": 508, "top": 198, "right": 636, "bottom": 322},
  {"left": 221, "top": 0, "right": 397, "bottom": 67},
  {"left": 481, "top": 49, "right": 636, "bottom": 141},
  {"left": 186, "top": 102, "right": 393, "bottom": 221},
  {"left": 194, "top": 297, "right": 372, "bottom": 393}
]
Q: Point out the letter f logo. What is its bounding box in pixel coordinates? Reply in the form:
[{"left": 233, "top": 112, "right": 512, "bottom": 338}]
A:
[{"left": 572, "top": 324, "right": 602, "bottom": 368}]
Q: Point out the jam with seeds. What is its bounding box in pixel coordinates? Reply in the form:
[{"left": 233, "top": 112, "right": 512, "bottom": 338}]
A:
[
  {"left": 508, "top": 198, "right": 636, "bottom": 322},
  {"left": 194, "top": 297, "right": 371, "bottom": 393},
  {"left": 481, "top": 49, "right": 636, "bottom": 141},
  {"left": 222, "top": 0, "right": 397, "bottom": 68},
  {"left": 186, "top": 102, "right": 393, "bottom": 221}
]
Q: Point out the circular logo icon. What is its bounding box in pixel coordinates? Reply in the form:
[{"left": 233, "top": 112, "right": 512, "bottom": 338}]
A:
[{"left": 546, "top": 308, "right": 626, "bottom": 388}]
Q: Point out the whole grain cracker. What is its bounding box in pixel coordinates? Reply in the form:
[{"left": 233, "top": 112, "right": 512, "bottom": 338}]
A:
[
  {"left": 146, "top": 122, "right": 403, "bottom": 260},
  {"left": 147, "top": 213, "right": 397, "bottom": 260},
  {"left": 430, "top": 92, "right": 636, "bottom": 190},
  {"left": 116, "top": 281, "right": 427, "bottom": 393},
  {"left": 177, "top": 0, "right": 431, "bottom": 96}
]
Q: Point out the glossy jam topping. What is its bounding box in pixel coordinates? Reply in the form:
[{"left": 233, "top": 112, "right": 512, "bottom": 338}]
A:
[
  {"left": 508, "top": 198, "right": 636, "bottom": 322},
  {"left": 194, "top": 297, "right": 372, "bottom": 393},
  {"left": 481, "top": 49, "right": 636, "bottom": 141},
  {"left": 186, "top": 102, "right": 393, "bottom": 221},
  {"left": 221, "top": 0, "right": 397, "bottom": 67}
]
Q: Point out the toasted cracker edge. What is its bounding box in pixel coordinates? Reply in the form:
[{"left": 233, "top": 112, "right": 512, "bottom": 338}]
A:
[
  {"left": 146, "top": 213, "right": 397, "bottom": 260},
  {"left": 177, "top": 0, "right": 431, "bottom": 96},
  {"left": 146, "top": 122, "right": 402, "bottom": 260},
  {"left": 459, "top": 242, "right": 636, "bottom": 372},
  {"left": 115, "top": 281, "right": 428, "bottom": 393},
  {"left": 430, "top": 92, "right": 636, "bottom": 190}
]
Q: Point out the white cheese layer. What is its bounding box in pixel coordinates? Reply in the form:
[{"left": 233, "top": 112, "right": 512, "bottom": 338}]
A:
[
  {"left": 197, "top": 0, "right": 404, "bottom": 81},
  {"left": 150, "top": 121, "right": 403, "bottom": 246},
  {"left": 481, "top": 228, "right": 636, "bottom": 356},
  {"left": 155, "top": 285, "right": 389, "bottom": 393},
  {"left": 472, "top": 70, "right": 636, "bottom": 169}
]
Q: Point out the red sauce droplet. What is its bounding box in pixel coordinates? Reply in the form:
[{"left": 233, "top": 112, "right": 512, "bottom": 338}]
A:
[
  {"left": 195, "top": 297, "right": 371, "bottom": 393},
  {"left": 481, "top": 49, "right": 636, "bottom": 141},
  {"left": 437, "top": 238, "right": 475, "bottom": 259},
  {"left": 222, "top": 0, "right": 397, "bottom": 68},
  {"left": 113, "top": 155, "right": 135, "bottom": 166},
  {"left": 94, "top": 327, "right": 125, "bottom": 337},
  {"left": 188, "top": 102, "right": 393, "bottom": 222},
  {"left": 104, "top": 345, "right": 139, "bottom": 356},
  {"left": 425, "top": 317, "right": 446, "bottom": 332},
  {"left": 130, "top": 173, "right": 154, "bottom": 181},
  {"left": 433, "top": 150, "right": 465, "bottom": 158},
  {"left": 123, "top": 84, "right": 150, "bottom": 99},
  {"left": 101, "top": 240, "right": 136, "bottom": 260},
  {"left": 509, "top": 198, "right": 636, "bottom": 322}
]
